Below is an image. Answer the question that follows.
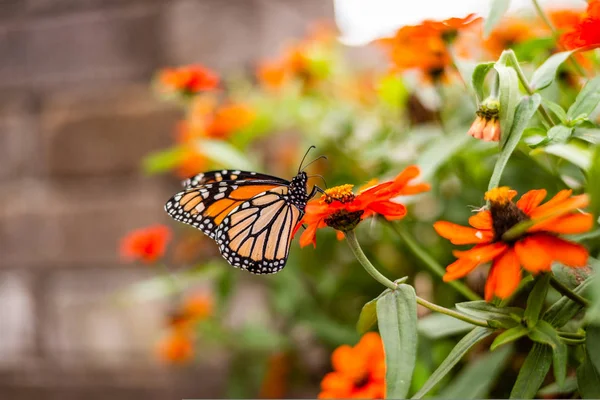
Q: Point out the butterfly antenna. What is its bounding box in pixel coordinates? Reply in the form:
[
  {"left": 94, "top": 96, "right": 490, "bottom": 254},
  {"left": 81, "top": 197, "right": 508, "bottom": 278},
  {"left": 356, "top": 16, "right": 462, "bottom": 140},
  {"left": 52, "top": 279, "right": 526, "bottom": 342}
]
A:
[
  {"left": 308, "top": 174, "right": 328, "bottom": 189},
  {"left": 298, "top": 145, "right": 317, "bottom": 173},
  {"left": 301, "top": 155, "right": 328, "bottom": 172}
]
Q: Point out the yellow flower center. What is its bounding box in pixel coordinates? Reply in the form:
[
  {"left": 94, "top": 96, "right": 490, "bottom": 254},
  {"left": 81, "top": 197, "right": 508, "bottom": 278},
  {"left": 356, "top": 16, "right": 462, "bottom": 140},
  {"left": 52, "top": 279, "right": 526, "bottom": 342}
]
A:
[
  {"left": 484, "top": 187, "right": 514, "bottom": 205},
  {"left": 320, "top": 184, "right": 356, "bottom": 204}
]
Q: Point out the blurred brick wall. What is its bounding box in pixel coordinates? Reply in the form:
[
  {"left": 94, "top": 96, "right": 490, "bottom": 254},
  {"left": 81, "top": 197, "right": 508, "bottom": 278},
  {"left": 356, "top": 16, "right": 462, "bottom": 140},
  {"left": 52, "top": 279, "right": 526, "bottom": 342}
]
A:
[{"left": 0, "top": 1, "right": 332, "bottom": 398}]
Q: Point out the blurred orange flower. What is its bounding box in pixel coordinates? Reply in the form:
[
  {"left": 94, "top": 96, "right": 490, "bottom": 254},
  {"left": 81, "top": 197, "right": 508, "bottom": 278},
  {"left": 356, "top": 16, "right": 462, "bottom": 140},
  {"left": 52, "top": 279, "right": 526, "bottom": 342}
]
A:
[
  {"left": 319, "top": 332, "right": 386, "bottom": 399},
  {"left": 435, "top": 187, "right": 591, "bottom": 301},
  {"left": 120, "top": 225, "right": 171, "bottom": 264},
  {"left": 205, "top": 103, "right": 255, "bottom": 139},
  {"left": 483, "top": 18, "right": 542, "bottom": 57},
  {"left": 158, "top": 64, "right": 219, "bottom": 95},
  {"left": 561, "top": 0, "right": 600, "bottom": 50},
  {"left": 157, "top": 331, "right": 194, "bottom": 364},
  {"left": 169, "top": 293, "right": 213, "bottom": 331},
  {"left": 176, "top": 148, "right": 206, "bottom": 179},
  {"left": 296, "top": 166, "right": 430, "bottom": 247}
]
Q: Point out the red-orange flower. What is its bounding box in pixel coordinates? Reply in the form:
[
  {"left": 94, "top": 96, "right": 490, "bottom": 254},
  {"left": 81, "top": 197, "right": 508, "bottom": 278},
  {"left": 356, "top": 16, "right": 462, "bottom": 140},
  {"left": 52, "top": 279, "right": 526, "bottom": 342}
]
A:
[
  {"left": 297, "top": 166, "right": 430, "bottom": 247},
  {"left": 157, "top": 331, "right": 194, "bottom": 364},
  {"left": 176, "top": 148, "right": 206, "bottom": 179},
  {"left": 483, "top": 18, "right": 543, "bottom": 57},
  {"left": 561, "top": 0, "right": 600, "bottom": 50},
  {"left": 120, "top": 224, "right": 172, "bottom": 264},
  {"left": 205, "top": 103, "right": 255, "bottom": 139},
  {"left": 168, "top": 293, "right": 213, "bottom": 331},
  {"left": 319, "top": 332, "right": 386, "bottom": 399},
  {"left": 434, "top": 187, "right": 592, "bottom": 301},
  {"left": 158, "top": 64, "right": 219, "bottom": 95}
]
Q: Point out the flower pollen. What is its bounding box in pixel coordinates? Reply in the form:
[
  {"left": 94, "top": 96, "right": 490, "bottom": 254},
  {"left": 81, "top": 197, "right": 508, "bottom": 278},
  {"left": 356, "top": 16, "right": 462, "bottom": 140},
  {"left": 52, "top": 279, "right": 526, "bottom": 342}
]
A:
[
  {"left": 485, "top": 187, "right": 528, "bottom": 241},
  {"left": 321, "top": 184, "right": 356, "bottom": 204}
]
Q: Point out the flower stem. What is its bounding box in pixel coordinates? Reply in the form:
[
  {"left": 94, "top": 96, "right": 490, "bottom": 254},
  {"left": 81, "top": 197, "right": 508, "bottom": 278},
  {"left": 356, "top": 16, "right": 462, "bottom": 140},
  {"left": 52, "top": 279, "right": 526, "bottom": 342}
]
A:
[
  {"left": 391, "top": 224, "right": 482, "bottom": 301},
  {"left": 531, "top": 0, "right": 588, "bottom": 78},
  {"left": 557, "top": 330, "right": 585, "bottom": 339},
  {"left": 415, "top": 296, "right": 490, "bottom": 328},
  {"left": 549, "top": 276, "right": 590, "bottom": 307},
  {"left": 345, "top": 230, "right": 490, "bottom": 328},
  {"left": 345, "top": 230, "right": 398, "bottom": 291},
  {"left": 560, "top": 337, "right": 586, "bottom": 345}
]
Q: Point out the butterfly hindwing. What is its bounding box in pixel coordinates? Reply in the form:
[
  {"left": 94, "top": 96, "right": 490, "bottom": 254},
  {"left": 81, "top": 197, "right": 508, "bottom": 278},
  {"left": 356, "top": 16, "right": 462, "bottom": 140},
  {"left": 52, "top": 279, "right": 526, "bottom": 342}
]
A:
[
  {"left": 182, "top": 169, "right": 287, "bottom": 189},
  {"left": 213, "top": 188, "right": 303, "bottom": 274}
]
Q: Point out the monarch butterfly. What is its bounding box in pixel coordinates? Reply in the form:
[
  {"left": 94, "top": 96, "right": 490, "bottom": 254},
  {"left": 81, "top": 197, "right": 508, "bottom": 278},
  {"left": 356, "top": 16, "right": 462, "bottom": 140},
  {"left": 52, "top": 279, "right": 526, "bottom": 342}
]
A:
[{"left": 164, "top": 149, "right": 323, "bottom": 274}]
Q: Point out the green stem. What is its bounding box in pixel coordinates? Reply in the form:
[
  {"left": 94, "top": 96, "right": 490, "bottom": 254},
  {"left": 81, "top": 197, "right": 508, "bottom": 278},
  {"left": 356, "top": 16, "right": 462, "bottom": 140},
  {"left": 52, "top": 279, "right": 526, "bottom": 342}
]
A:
[
  {"left": 345, "top": 230, "right": 489, "bottom": 328},
  {"left": 560, "top": 337, "right": 586, "bottom": 345},
  {"left": 391, "top": 224, "right": 482, "bottom": 301},
  {"left": 531, "top": 0, "right": 588, "bottom": 78},
  {"left": 345, "top": 230, "right": 398, "bottom": 291},
  {"left": 500, "top": 50, "right": 555, "bottom": 126},
  {"left": 416, "top": 296, "right": 490, "bottom": 328},
  {"left": 550, "top": 276, "right": 591, "bottom": 307},
  {"left": 557, "top": 331, "right": 585, "bottom": 339}
]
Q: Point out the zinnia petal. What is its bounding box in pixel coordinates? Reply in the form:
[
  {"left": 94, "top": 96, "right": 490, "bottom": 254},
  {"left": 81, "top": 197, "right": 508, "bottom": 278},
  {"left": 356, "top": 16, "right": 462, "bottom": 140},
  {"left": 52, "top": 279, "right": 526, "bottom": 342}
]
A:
[
  {"left": 485, "top": 249, "right": 521, "bottom": 300},
  {"left": 443, "top": 257, "right": 481, "bottom": 281},
  {"left": 468, "top": 210, "right": 493, "bottom": 230},
  {"left": 514, "top": 236, "right": 553, "bottom": 273},
  {"left": 452, "top": 242, "right": 508, "bottom": 262},
  {"left": 434, "top": 221, "right": 493, "bottom": 244},
  {"left": 299, "top": 221, "right": 320, "bottom": 248},
  {"left": 516, "top": 189, "right": 547, "bottom": 215},
  {"left": 534, "top": 234, "right": 589, "bottom": 267},
  {"left": 529, "top": 193, "right": 589, "bottom": 221},
  {"left": 367, "top": 200, "right": 407, "bottom": 220},
  {"left": 529, "top": 212, "right": 594, "bottom": 234}
]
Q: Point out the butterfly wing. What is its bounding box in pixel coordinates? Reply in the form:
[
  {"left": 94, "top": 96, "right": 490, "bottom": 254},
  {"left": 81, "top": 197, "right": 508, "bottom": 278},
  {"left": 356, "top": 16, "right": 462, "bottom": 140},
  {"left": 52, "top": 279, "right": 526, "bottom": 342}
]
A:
[
  {"left": 182, "top": 170, "right": 288, "bottom": 189},
  {"left": 164, "top": 179, "right": 289, "bottom": 239},
  {"left": 213, "top": 187, "right": 303, "bottom": 274}
]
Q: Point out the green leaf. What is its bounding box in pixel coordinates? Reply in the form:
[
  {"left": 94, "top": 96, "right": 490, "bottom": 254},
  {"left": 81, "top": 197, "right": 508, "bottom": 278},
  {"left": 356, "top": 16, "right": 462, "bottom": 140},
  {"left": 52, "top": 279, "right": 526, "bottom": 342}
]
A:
[
  {"left": 142, "top": 146, "right": 185, "bottom": 174},
  {"left": 411, "top": 327, "right": 493, "bottom": 399},
  {"left": 193, "top": 139, "right": 257, "bottom": 171},
  {"left": 538, "top": 376, "right": 578, "bottom": 396},
  {"left": 567, "top": 76, "right": 600, "bottom": 120},
  {"left": 417, "top": 130, "right": 471, "bottom": 181},
  {"left": 525, "top": 274, "right": 551, "bottom": 327},
  {"left": 471, "top": 62, "right": 495, "bottom": 102},
  {"left": 531, "top": 51, "right": 573, "bottom": 91},
  {"left": 494, "top": 63, "right": 521, "bottom": 149},
  {"left": 587, "top": 146, "right": 600, "bottom": 224},
  {"left": 577, "top": 352, "right": 600, "bottom": 399},
  {"left": 438, "top": 344, "right": 513, "bottom": 399},
  {"left": 574, "top": 127, "right": 600, "bottom": 144},
  {"left": 510, "top": 343, "right": 553, "bottom": 399},
  {"left": 544, "top": 277, "right": 594, "bottom": 328},
  {"left": 528, "top": 320, "right": 567, "bottom": 386},
  {"left": 456, "top": 300, "right": 523, "bottom": 329},
  {"left": 586, "top": 325, "right": 600, "bottom": 373},
  {"left": 491, "top": 325, "right": 529, "bottom": 350},
  {"left": 417, "top": 313, "right": 473, "bottom": 340},
  {"left": 484, "top": 0, "right": 512, "bottom": 38},
  {"left": 357, "top": 290, "right": 391, "bottom": 334},
  {"left": 488, "top": 94, "right": 541, "bottom": 190},
  {"left": 542, "top": 99, "right": 569, "bottom": 124},
  {"left": 378, "top": 74, "right": 409, "bottom": 108},
  {"left": 377, "top": 284, "right": 418, "bottom": 399},
  {"left": 546, "top": 125, "right": 574, "bottom": 144},
  {"left": 540, "top": 143, "right": 593, "bottom": 170}
]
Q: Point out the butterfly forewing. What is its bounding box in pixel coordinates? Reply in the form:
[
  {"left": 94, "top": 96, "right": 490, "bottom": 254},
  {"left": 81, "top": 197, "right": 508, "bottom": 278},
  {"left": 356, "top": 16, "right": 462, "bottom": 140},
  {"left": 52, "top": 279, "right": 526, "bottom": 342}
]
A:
[{"left": 182, "top": 169, "right": 287, "bottom": 189}]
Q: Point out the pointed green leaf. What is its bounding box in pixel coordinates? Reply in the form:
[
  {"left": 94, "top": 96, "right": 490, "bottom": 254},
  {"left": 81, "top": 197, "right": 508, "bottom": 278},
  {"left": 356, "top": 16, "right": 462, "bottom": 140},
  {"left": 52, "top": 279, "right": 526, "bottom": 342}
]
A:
[
  {"left": 525, "top": 274, "right": 551, "bottom": 327},
  {"left": 411, "top": 327, "right": 493, "bottom": 399},
  {"left": 586, "top": 325, "right": 600, "bottom": 373},
  {"left": 544, "top": 277, "right": 594, "bottom": 328},
  {"left": 193, "top": 139, "right": 256, "bottom": 171},
  {"left": 587, "top": 146, "right": 600, "bottom": 224},
  {"left": 357, "top": 289, "right": 391, "bottom": 334},
  {"left": 531, "top": 51, "right": 573, "bottom": 91},
  {"left": 439, "top": 344, "right": 513, "bottom": 399},
  {"left": 574, "top": 127, "right": 600, "bottom": 144},
  {"left": 538, "top": 376, "right": 578, "bottom": 396},
  {"left": 142, "top": 146, "right": 185, "bottom": 174},
  {"left": 484, "top": 0, "right": 512, "bottom": 38},
  {"left": 488, "top": 94, "right": 541, "bottom": 190},
  {"left": 577, "top": 353, "right": 600, "bottom": 399},
  {"left": 494, "top": 63, "right": 520, "bottom": 149},
  {"left": 567, "top": 76, "right": 600, "bottom": 120},
  {"left": 491, "top": 325, "right": 529, "bottom": 350},
  {"left": 528, "top": 320, "right": 567, "bottom": 386},
  {"left": 546, "top": 125, "right": 574, "bottom": 145},
  {"left": 417, "top": 313, "right": 473, "bottom": 340},
  {"left": 542, "top": 99, "right": 568, "bottom": 124},
  {"left": 510, "top": 343, "right": 553, "bottom": 399},
  {"left": 456, "top": 300, "right": 523, "bottom": 329},
  {"left": 539, "top": 142, "right": 592, "bottom": 170},
  {"left": 377, "top": 284, "right": 418, "bottom": 399},
  {"left": 472, "top": 62, "right": 495, "bottom": 102}
]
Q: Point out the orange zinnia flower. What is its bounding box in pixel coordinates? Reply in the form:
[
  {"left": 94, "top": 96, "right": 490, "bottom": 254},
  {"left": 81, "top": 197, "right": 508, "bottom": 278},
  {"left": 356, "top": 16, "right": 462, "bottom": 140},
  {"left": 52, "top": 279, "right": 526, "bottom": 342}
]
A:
[
  {"left": 483, "top": 18, "right": 542, "bottom": 57},
  {"left": 434, "top": 187, "right": 592, "bottom": 301},
  {"left": 296, "top": 166, "right": 430, "bottom": 247},
  {"left": 176, "top": 148, "right": 206, "bottom": 179},
  {"left": 561, "top": 0, "right": 600, "bottom": 50},
  {"left": 205, "top": 103, "right": 255, "bottom": 139},
  {"left": 319, "top": 332, "right": 386, "bottom": 399},
  {"left": 120, "top": 224, "right": 172, "bottom": 264},
  {"left": 168, "top": 293, "right": 213, "bottom": 331},
  {"left": 157, "top": 331, "right": 194, "bottom": 364},
  {"left": 158, "top": 64, "right": 219, "bottom": 95}
]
